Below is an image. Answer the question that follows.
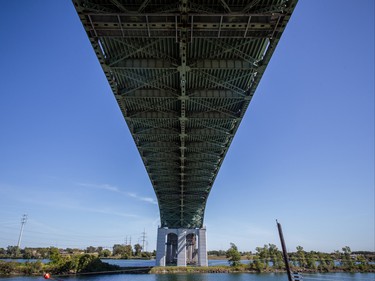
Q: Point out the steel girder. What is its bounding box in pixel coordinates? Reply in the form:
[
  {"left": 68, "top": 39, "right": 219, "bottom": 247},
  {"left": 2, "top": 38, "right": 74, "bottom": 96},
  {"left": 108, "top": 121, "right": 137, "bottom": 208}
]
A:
[{"left": 73, "top": 0, "right": 298, "bottom": 228}]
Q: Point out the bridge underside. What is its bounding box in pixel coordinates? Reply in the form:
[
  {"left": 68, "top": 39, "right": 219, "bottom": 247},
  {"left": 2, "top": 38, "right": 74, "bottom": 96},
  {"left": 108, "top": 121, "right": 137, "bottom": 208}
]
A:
[{"left": 74, "top": 0, "right": 297, "bottom": 229}]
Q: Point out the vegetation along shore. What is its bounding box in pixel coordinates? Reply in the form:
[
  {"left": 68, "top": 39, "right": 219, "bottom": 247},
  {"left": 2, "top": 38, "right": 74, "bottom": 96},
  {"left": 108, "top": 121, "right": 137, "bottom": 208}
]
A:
[{"left": 0, "top": 244, "right": 374, "bottom": 276}]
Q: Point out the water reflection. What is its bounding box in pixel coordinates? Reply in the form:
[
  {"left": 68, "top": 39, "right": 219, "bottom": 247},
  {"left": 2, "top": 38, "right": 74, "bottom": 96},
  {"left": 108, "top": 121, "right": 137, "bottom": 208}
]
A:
[
  {"left": 154, "top": 273, "right": 286, "bottom": 281},
  {"left": 155, "top": 274, "right": 209, "bottom": 281}
]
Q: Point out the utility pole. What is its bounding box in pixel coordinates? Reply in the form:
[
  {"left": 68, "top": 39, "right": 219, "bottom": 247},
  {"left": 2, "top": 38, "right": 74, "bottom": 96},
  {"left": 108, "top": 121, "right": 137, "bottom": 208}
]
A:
[
  {"left": 141, "top": 229, "right": 147, "bottom": 252},
  {"left": 17, "top": 214, "right": 27, "bottom": 248},
  {"left": 276, "top": 220, "right": 293, "bottom": 281}
]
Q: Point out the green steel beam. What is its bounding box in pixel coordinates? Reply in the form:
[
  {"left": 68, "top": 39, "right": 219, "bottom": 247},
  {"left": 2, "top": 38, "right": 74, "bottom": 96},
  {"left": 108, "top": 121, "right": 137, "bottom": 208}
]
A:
[{"left": 73, "top": 0, "right": 298, "bottom": 229}]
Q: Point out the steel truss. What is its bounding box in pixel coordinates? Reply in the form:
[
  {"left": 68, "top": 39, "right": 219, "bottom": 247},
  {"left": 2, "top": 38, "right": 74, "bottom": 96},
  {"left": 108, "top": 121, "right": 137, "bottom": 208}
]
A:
[{"left": 73, "top": 0, "right": 298, "bottom": 228}]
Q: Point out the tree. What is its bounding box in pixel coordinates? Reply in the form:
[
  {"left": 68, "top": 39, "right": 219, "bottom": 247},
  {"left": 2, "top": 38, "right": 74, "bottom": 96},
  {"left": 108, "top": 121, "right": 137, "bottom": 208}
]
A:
[
  {"left": 249, "top": 247, "right": 268, "bottom": 273},
  {"left": 112, "top": 244, "right": 132, "bottom": 258},
  {"left": 99, "top": 249, "right": 111, "bottom": 258},
  {"left": 77, "top": 254, "right": 95, "bottom": 272},
  {"left": 66, "top": 248, "right": 74, "bottom": 254},
  {"left": 208, "top": 250, "right": 226, "bottom": 256},
  {"left": 342, "top": 246, "right": 351, "bottom": 255},
  {"left": 6, "top": 246, "right": 20, "bottom": 258},
  {"left": 226, "top": 243, "right": 241, "bottom": 267},
  {"left": 267, "top": 244, "right": 284, "bottom": 269},
  {"left": 317, "top": 252, "right": 329, "bottom": 271},
  {"left": 0, "top": 248, "right": 5, "bottom": 255},
  {"left": 342, "top": 246, "right": 354, "bottom": 269},
  {"left": 22, "top": 248, "right": 34, "bottom": 259},
  {"left": 255, "top": 245, "right": 269, "bottom": 270},
  {"left": 49, "top": 247, "right": 63, "bottom": 264},
  {"left": 306, "top": 251, "right": 317, "bottom": 270},
  {"left": 85, "top": 246, "right": 96, "bottom": 254},
  {"left": 38, "top": 247, "right": 49, "bottom": 259},
  {"left": 134, "top": 244, "right": 142, "bottom": 256},
  {"left": 113, "top": 244, "right": 124, "bottom": 256},
  {"left": 296, "top": 246, "right": 307, "bottom": 268}
]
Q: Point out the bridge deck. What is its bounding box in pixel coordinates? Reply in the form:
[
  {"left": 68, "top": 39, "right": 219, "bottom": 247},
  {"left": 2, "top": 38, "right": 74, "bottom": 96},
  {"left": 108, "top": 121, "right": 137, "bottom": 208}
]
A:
[{"left": 73, "top": 0, "right": 298, "bottom": 228}]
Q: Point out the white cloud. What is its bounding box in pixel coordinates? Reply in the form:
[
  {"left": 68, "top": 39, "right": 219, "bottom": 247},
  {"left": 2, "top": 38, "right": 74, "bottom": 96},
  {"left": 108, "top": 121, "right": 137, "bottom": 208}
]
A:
[
  {"left": 76, "top": 182, "right": 157, "bottom": 205},
  {"left": 76, "top": 206, "right": 139, "bottom": 218},
  {"left": 127, "top": 192, "right": 157, "bottom": 205},
  {"left": 76, "top": 182, "right": 119, "bottom": 192}
]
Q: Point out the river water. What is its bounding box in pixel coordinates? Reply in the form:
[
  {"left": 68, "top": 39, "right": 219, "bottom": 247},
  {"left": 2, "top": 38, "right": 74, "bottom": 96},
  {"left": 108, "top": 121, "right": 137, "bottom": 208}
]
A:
[
  {"left": 0, "top": 273, "right": 374, "bottom": 281},
  {"left": 101, "top": 259, "right": 236, "bottom": 267},
  {"left": 0, "top": 259, "right": 244, "bottom": 267}
]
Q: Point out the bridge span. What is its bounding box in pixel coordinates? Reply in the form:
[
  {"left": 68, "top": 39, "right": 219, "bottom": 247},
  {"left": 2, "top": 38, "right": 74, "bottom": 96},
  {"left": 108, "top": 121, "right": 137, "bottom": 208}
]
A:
[{"left": 73, "top": 0, "right": 298, "bottom": 266}]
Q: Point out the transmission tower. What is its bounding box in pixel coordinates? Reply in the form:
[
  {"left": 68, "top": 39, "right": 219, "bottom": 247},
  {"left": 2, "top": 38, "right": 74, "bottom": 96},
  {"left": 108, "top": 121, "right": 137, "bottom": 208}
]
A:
[
  {"left": 141, "top": 229, "right": 147, "bottom": 252},
  {"left": 17, "top": 214, "right": 27, "bottom": 248}
]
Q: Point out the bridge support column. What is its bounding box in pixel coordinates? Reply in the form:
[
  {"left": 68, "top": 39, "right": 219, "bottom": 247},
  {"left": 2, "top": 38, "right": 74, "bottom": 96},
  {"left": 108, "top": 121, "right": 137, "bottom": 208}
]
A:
[
  {"left": 155, "top": 227, "right": 167, "bottom": 266},
  {"left": 155, "top": 227, "right": 208, "bottom": 267},
  {"left": 176, "top": 229, "right": 187, "bottom": 266},
  {"left": 198, "top": 227, "right": 208, "bottom": 266}
]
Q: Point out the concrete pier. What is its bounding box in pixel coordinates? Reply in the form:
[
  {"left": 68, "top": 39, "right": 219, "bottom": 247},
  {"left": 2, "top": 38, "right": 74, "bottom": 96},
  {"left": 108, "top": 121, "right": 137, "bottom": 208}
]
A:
[{"left": 155, "top": 227, "right": 208, "bottom": 266}]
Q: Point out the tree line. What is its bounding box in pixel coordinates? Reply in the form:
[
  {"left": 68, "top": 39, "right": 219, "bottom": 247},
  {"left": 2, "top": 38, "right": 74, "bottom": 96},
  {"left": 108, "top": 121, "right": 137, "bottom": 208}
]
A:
[
  {"left": 0, "top": 244, "right": 154, "bottom": 260},
  {"left": 0, "top": 248, "right": 120, "bottom": 276},
  {"left": 0, "top": 243, "right": 374, "bottom": 276},
  {"left": 224, "top": 243, "right": 375, "bottom": 272}
]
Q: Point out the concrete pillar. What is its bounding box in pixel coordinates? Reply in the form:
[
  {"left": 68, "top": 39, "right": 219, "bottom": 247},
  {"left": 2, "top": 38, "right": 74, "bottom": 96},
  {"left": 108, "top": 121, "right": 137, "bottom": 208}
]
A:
[
  {"left": 156, "top": 227, "right": 207, "bottom": 267},
  {"left": 198, "top": 228, "right": 208, "bottom": 266},
  {"left": 155, "top": 227, "right": 167, "bottom": 266},
  {"left": 177, "top": 229, "right": 186, "bottom": 266}
]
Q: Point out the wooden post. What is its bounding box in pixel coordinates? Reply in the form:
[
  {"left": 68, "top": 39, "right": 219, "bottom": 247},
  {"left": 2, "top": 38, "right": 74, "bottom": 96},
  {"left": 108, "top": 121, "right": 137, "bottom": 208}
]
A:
[{"left": 276, "top": 220, "right": 293, "bottom": 281}]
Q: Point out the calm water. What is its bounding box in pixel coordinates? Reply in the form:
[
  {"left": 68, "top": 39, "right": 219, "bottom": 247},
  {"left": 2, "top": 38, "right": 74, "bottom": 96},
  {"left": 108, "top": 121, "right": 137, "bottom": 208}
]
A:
[
  {"left": 101, "top": 259, "right": 239, "bottom": 267},
  {"left": 0, "top": 273, "right": 374, "bottom": 281},
  {"left": 0, "top": 259, "right": 240, "bottom": 267}
]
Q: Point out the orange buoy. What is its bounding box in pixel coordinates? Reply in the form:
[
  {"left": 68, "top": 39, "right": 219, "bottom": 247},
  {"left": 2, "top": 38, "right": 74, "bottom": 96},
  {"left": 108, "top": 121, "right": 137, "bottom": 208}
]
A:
[{"left": 43, "top": 273, "right": 51, "bottom": 279}]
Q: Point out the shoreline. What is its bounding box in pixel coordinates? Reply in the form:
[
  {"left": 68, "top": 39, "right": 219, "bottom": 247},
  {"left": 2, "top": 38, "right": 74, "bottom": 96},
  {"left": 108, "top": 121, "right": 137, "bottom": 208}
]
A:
[
  {"left": 1, "top": 263, "right": 374, "bottom": 277},
  {"left": 149, "top": 265, "right": 375, "bottom": 274}
]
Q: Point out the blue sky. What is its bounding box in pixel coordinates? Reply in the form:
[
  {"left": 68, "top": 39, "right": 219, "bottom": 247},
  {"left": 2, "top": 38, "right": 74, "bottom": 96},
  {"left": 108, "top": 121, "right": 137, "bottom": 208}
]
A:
[{"left": 0, "top": 0, "right": 373, "bottom": 253}]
